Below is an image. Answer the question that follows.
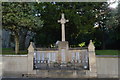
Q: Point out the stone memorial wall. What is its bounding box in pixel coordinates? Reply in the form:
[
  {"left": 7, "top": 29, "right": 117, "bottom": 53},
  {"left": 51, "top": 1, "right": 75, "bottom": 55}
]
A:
[{"left": 0, "top": 41, "right": 119, "bottom": 78}]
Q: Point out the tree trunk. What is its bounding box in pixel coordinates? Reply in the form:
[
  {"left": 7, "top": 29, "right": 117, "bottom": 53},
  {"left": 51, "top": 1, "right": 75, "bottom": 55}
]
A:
[
  {"left": 14, "top": 32, "right": 19, "bottom": 54},
  {"left": 102, "top": 40, "right": 106, "bottom": 49},
  {"left": 20, "top": 35, "right": 26, "bottom": 50},
  {"left": 102, "top": 31, "right": 106, "bottom": 50},
  {"left": 19, "top": 30, "right": 27, "bottom": 50}
]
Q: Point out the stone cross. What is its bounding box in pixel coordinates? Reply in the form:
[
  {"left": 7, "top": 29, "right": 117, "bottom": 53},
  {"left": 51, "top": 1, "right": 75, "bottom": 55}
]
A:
[{"left": 58, "top": 13, "right": 69, "bottom": 41}]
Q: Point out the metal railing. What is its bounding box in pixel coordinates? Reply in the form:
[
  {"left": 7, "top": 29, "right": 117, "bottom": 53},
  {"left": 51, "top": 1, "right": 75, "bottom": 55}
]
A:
[{"left": 33, "top": 60, "right": 89, "bottom": 70}]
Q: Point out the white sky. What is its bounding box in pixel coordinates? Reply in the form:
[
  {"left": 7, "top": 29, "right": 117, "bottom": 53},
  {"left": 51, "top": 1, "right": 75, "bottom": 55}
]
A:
[{"left": 108, "top": 0, "right": 119, "bottom": 9}]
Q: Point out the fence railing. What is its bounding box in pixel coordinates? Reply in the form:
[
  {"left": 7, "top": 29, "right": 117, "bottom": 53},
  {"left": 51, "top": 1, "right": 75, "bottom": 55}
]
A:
[{"left": 33, "top": 60, "right": 89, "bottom": 70}]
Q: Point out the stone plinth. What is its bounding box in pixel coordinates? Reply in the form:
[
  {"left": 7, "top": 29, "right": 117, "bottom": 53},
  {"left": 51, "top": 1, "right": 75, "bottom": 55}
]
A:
[
  {"left": 58, "top": 41, "right": 70, "bottom": 63},
  {"left": 58, "top": 41, "right": 69, "bottom": 50}
]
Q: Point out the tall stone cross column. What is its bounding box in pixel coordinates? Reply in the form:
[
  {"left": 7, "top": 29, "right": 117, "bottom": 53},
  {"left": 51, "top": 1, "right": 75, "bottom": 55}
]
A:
[{"left": 58, "top": 13, "right": 69, "bottom": 41}]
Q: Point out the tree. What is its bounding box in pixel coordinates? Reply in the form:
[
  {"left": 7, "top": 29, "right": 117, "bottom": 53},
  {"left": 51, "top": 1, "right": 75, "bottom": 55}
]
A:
[
  {"left": 94, "top": 2, "right": 120, "bottom": 49},
  {"left": 2, "top": 2, "right": 43, "bottom": 54},
  {"left": 34, "top": 2, "right": 61, "bottom": 47},
  {"left": 33, "top": 2, "right": 120, "bottom": 49},
  {"left": 34, "top": 2, "right": 104, "bottom": 47}
]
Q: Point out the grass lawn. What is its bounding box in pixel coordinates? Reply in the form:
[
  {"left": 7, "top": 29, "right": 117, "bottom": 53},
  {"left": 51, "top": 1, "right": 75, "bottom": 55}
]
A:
[
  {"left": 95, "top": 50, "right": 119, "bottom": 55},
  {"left": 2, "top": 48, "right": 27, "bottom": 55}
]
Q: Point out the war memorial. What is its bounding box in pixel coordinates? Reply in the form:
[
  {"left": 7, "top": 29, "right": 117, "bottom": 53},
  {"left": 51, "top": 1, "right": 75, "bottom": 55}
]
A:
[
  {"left": 25, "top": 13, "right": 97, "bottom": 78},
  {"left": 0, "top": 13, "right": 119, "bottom": 80}
]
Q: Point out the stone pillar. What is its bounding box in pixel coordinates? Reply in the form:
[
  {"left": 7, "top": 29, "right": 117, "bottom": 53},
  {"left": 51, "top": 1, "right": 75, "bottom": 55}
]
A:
[
  {"left": 62, "top": 23, "right": 65, "bottom": 41},
  {"left": 27, "top": 42, "right": 36, "bottom": 74},
  {"left": 58, "top": 41, "right": 70, "bottom": 63},
  {"left": 88, "top": 40, "right": 97, "bottom": 77}
]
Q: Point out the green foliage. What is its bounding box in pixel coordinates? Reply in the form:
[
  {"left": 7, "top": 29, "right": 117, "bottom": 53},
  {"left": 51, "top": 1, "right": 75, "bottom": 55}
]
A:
[
  {"left": 78, "top": 42, "right": 85, "bottom": 47},
  {"left": 2, "top": 2, "right": 119, "bottom": 50},
  {"left": 2, "top": 2, "right": 43, "bottom": 32},
  {"left": 94, "top": 2, "right": 120, "bottom": 49},
  {"left": 34, "top": 2, "right": 104, "bottom": 47},
  {"left": 2, "top": 2, "right": 43, "bottom": 54}
]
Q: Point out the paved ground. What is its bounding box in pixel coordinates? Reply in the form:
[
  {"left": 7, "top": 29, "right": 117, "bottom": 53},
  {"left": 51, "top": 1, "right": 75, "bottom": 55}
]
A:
[{"left": 1, "top": 78, "right": 119, "bottom": 80}]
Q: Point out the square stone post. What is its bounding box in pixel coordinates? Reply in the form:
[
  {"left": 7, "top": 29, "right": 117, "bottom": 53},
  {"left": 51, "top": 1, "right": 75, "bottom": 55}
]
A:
[
  {"left": 88, "top": 40, "right": 97, "bottom": 77},
  {"left": 27, "top": 42, "right": 36, "bottom": 74}
]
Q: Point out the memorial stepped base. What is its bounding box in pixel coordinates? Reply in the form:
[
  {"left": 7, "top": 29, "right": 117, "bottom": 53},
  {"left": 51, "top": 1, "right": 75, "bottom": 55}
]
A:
[{"left": 23, "top": 70, "right": 88, "bottom": 78}]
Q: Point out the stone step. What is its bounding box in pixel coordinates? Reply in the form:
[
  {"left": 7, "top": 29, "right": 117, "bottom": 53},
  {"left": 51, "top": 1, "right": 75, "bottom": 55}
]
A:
[
  {"left": 2, "top": 78, "right": 119, "bottom": 80},
  {"left": 23, "top": 70, "right": 87, "bottom": 78}
]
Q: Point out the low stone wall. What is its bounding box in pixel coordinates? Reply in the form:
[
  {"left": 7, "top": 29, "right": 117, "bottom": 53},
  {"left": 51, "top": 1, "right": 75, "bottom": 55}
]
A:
[
  {"left": 96, "top": 55, "right": 118, "bottom": 78},
  {"left": 1, "top": 54, "right": 119, "bottom": 78},
  {"left": 1, "top": 55, "right": 28, "bottom": 77},
  {"left": 0, "top": 55, "right": 2, "bottom": 79}
]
